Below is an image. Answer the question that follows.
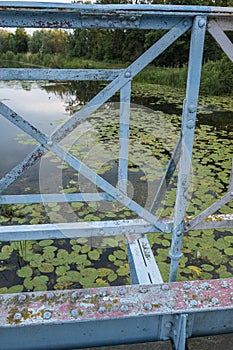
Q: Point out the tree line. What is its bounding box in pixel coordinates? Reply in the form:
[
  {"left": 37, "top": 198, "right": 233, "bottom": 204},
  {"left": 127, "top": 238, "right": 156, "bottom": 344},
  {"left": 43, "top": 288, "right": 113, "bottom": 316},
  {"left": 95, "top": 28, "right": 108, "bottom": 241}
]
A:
[
  {"left": 0, "top": 0, "right": 232, "bottom": 95},
  {"left": 0, "top": 25, "right": 231, "bottom": 67}
]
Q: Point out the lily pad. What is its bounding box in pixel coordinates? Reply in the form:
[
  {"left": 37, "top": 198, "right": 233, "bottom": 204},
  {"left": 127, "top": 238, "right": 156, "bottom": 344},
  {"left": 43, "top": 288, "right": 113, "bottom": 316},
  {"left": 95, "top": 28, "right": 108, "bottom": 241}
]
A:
[
  {"left": 17, "top": 266, "right": 33, "bottom": 278},
  {"left": 113, "top": 250, "right": 127, "bottom": 260},
  {"left": 38, "top": 240, "right": 54, "bottom": 247},
  {"left": 88, "top": 250, "right": 100, "bottom": 261},
  {"left": 39, "top": 263, "right": 54, "bottom": 273},
  {"left": 224, "top": 248, "right": 233, "bottom": 256},
  {"left": 8, "top": 285, "right": 24, "bottom": 293}
]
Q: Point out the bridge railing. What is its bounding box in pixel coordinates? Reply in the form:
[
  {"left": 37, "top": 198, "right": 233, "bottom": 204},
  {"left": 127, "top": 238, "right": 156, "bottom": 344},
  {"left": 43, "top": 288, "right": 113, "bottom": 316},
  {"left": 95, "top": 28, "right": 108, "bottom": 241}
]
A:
[{"left": 0, "top": 3, "right": 233, "bottom": 350}]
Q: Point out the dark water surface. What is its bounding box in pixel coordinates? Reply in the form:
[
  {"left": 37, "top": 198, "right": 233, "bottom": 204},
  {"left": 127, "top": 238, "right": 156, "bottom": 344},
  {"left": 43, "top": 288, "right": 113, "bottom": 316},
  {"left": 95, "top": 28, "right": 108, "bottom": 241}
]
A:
[{"left": 0, "top": 80, "right": 233, "bottom": 292}]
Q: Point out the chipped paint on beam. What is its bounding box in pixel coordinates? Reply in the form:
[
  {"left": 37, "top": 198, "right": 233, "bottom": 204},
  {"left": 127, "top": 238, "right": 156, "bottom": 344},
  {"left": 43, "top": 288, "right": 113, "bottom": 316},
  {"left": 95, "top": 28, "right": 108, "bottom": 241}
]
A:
[{"left": 0, "top": 279, "right": 233, "bottom": 350}]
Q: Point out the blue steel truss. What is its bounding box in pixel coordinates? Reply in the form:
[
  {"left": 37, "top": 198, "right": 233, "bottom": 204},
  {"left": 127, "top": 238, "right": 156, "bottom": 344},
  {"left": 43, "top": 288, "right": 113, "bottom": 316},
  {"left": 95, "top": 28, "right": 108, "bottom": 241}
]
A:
[{"left": 0, "top": 3, "right": 233, "bottom": 350}]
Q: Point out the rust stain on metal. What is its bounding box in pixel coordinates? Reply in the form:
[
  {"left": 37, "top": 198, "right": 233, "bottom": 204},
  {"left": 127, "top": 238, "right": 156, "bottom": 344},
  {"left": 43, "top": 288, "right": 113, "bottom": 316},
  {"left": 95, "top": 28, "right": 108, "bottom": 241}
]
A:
[{"left": 0, "top": 278, "right": 233, "bottom": 327}]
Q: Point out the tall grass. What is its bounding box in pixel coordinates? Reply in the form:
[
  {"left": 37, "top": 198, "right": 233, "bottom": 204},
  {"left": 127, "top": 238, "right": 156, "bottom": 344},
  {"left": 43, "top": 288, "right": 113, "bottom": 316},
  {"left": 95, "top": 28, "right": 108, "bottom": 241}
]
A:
[{"left": 0, "top": 52, "right": 232, "bottom": 96}]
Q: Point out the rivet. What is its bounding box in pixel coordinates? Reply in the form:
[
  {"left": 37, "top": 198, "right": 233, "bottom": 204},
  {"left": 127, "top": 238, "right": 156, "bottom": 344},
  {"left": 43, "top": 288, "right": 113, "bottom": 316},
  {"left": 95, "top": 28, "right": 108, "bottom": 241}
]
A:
[
  {"left": 108, "top": 20, "right": 113, "bottom": 26},
  {"left": 201, "top": 282, "right": 209, "bottom": 289},
  {"left": 120, "top": 305, "right": 129, "bottom": 312},
  {"left": 186, "top": 120, "right": 195, "bottom": 129},
  {"left": 130, "top": 16, "right": 136, "bottom": 21},
  {"left": 14, "top": 313, "right": 22, "bottom": 321},
  {"left": 43, "top": 311, "right": 52, "bottom": 319},
  {"left": 173, "top": 330, "right": 177, "bottom": 336},
  {"left": 139, "top": 286, "right": 148, "bottom": 293},
  {"left": 190, "top": 299, "right": 198, "bottom": 307},
  {"left": 72, "top": 291, "right": 78, "bottom": 299},
  {"left": 144, "top": 303, "right": 152, "bottom": 311},
  {"left": 100, "top": 290, "right": 107, "bottom": 297},
  {"left": 119, "top": 288, "right": 126, "bottom": 295},
  {"left": 124, "top": 71, "right": 131, "bottom": 79},
  {"left": 102, "top": 16, "right": 107, "bottom": 20},
  {"left": 222, "top": 281, "right": 230, "bottom": 288},
  {"left": 18, "top": 294, "right": 26, "bottom": 302},
  {"left": 211, "top": 297, "right": 219, "bottom": 305},
  {"left": 183, "top": 20, "right": 189, "bottom": 27},
  {"left": 47, "top": 140, "right": 53, "bottom": 147},
  {"left": 188, "top": 104, "right": 196, "bottom": 113},
  {"left": 98, "top": 306, "right": 106, "bottom": 313},
  {"left": 165, "top": 321, "right": 173, "bottom": 329},
  {"left": 118, "top": 194, "right": 123, "bottom": 200},
  {"left": 71, "top": 308, "right": 78, "bottom": 317},
  {"left": 167, "top": 301, "right": 175, "bottom": 308},
  {"left": 129, "top": 229, "right": 135, "bottom": 234},
  {"left": 176, "top": 230, "right": 182, "bottom": 237},
  {"left": 161, "top": 284, "right": 169, "bottom": 291},
  {"left": 46, "top": 292, "right": 54, "bottom": 300},
  {"left": 198, "top": 19, "right": 206, "bottom": 28},
  {"left": 99, "top": 230, "right": 105, "bottom": 236},
  {"left": 183, "top": 283, "right": 191, "bottom": 290},
  {"left": 84, "top": 294, "right": 91, "bottom": 300}
]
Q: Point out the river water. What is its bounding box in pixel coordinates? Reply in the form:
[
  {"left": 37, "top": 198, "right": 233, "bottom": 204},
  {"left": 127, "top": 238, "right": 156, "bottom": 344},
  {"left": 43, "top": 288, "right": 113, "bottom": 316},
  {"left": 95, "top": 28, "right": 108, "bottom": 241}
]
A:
[{"left": 0, "top": 80, "right": 233, "bottom": 292}]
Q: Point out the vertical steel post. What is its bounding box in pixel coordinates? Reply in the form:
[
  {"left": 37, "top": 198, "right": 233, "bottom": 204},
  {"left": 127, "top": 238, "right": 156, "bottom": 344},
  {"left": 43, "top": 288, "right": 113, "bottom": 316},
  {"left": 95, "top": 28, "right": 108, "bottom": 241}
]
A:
[
  {"left": 118, "top": 81, "right": 131, "bottom": 194},
  {"left": 169, "top": 16, "right": 207, "bottom": 282}
]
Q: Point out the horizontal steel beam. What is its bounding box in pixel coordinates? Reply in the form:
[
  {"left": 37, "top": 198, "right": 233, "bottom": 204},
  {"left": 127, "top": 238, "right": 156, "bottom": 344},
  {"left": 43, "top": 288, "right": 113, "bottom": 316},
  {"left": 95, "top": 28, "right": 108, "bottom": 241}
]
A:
[
  {"left": 0, "top": 3, "right": 212, "bottom": 30},
  {"left": 0, "top": 69, "right": 124, "bottom": 81},
  {"left": 0, "top": 3, "right": 230, "bottom": 31},
  {"left": 0, "top": 219, "right": 172, "bottom": 241},
  {"left": 0, "top": 193, "right": 113, "bottom": 204},
  {"left": 1, "top": 278, "right": 233, "bottom": 350},
  {"left": 185, "top": 214, "right": 233, "bottom": 231}
]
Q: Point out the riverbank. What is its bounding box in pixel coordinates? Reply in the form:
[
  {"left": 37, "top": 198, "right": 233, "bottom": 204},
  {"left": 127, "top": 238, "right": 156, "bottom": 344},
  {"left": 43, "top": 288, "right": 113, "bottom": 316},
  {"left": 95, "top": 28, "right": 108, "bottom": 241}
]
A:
[{"left": 0, "top": 52, "right": 233, "bottom": 96}]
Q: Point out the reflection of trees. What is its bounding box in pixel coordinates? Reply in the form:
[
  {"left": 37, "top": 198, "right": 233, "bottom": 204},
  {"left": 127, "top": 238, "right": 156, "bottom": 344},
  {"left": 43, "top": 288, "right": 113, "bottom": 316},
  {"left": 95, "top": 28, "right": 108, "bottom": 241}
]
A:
[{"left": 41, "top": 81, "right": 107, "bottom": 114}]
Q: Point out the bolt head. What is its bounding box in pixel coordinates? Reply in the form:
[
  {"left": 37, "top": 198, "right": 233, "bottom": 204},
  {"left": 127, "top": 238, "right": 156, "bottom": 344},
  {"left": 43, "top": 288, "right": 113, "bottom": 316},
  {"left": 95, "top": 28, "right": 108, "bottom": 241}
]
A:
[
  {"left": 161, "top": 284, "right": 169, "bottom": 291},
  {"left": 139, "top": 286, "right": 148, "bottom": 294},
  {"left": 198, "top": 19, "right": 206, "bottom": 28},
  {"left": 72, "top": 291, "right": 78, "bottom": 299},
  {"left": 100, "top": 290, "right": 107, "bottom": 297},
  {"left": 190, "top": 299, "right": 198, "bottom": 307},
  {"left": 130, "top": 16, "right": 136, "bottom": 22},
  {"left": 46, "top": 292, "right": 54, "bottom": 300},
  {"left": 119, "top": 288, "right": 126, "bottom": 296},
  {"left": 222, "top": 281, "right": 230, "bottom": 288},
  {"left": 144, "top": 303, "right": 152, "bottom": 311},
  {"left": 211, "top": 297, "right": 219, "bottom": 305},
  {"left": 124, "top": 71, "right": 131, "bottom": 79},
  {"left": 71, "top": 309, "right": 79, "bottom": 317},
  {"left": 14, "top": 313, "right": 22, "bottom": 321},
  {"left": 99, "top": 306, "right": 106, "bottom": 313},
  {"left": 120, "top": 305, "right": 129, "bottom": 312},
  {"left": 47, "top": 140, "right": 53, "bottom": 147},
  {"left": 183, "top": 283, "right": 191, "bottom": 290},
  {"left": 43, "top": 311, "right": 52, "bottom": 319},
  {"left": 165, "top": 321, "right": 172, "bottom": 329},
  {"left": 201, "top": 282, "right": 209, "bottom": 289},
  {"left": 18, "top": 294, "right": 26, "bottom": 302},
  {"left": 188, "top": 104, "right": 196, "bottom": 113}
]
